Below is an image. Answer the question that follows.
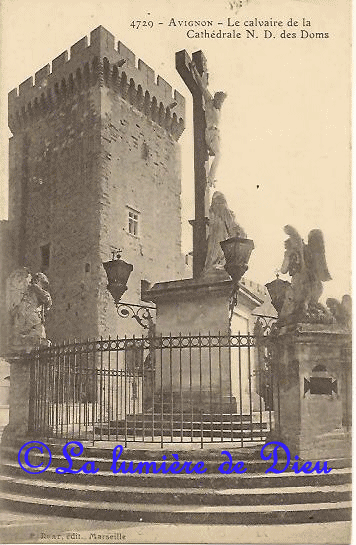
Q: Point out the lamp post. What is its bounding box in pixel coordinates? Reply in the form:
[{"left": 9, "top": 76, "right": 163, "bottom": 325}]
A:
[
  {"left": 102, "top": 251, "right": 155, "bottom": 332},
  {"left": 220, "top": 236, "right": 255, "bottom": 327}
]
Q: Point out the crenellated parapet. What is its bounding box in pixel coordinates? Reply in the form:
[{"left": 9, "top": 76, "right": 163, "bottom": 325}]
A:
[{"left": 8, "top": 26, "right": 185, "bottom": 141}]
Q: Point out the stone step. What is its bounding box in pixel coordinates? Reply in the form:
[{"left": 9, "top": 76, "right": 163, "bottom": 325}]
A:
[
  {"left": 1, "top": 459, "right": 351, "bottom": 489},
  {"left": 0, "top": 490, "right": 351, "bottom": 524},
  {"left": 107, "top": 418, "right": 269, "bottom": 428},
  {"left": 113, "top": 413, "right": 268, "bottom": 422},
  {"left": 0, "top": 474, "right": 351, "bottom": 506},
  {"left": 1, "top": 441, "right": 276, "bottom": 461},
  {"left": 94, "top": 429, "right": 268, "bottom": 440},
  {"left": 6, "top": 453, "right": 289, "bottom": 474},
  {"left": 1, "top": 439, "right": 351, "bottom": 525}
]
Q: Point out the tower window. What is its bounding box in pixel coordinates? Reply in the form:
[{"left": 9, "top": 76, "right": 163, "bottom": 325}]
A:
[
  {"left": 127, "top": 207, "right": 140, "bottom": 237},
  {"left": 40, "top": 243, "right": 50, "bottom": 270}
]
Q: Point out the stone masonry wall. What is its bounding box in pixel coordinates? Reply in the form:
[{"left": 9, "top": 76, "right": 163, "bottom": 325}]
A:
[
  {"left": 6, "top": 26, "right": 186, "bottom": 342},
  {"left": 97, "top": 85, "right": 186, "bottom": 338},
  {"left": 8, "top": 85, "right": 102, "bottom": 342}
]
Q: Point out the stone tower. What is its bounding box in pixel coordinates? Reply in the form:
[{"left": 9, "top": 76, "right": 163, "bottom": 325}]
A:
[{"left": 4, "top": 26, "right": 186, "bottom": 343}]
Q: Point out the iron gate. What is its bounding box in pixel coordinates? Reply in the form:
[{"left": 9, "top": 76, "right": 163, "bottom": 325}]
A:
[{"left": 28, "top": 331, "right": 276, "bottom": 446}]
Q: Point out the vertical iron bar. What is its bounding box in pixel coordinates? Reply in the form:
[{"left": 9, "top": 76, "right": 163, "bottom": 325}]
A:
[
  {"left": 85, "top": 346, "right": 90, "bottom": 442},
  {"left": 115, "top": 336, "right": 119, "bottom": 441},
  {"left": 29, "top": 351, "right": 36, "bottom": 434},
  {"left": 151, "top": 334, "right": 155, "bottom": 443},
  {"left": 247, "top": 333, "right": 253, "bottom": 442},
  {"left": 132, "top": 335, "right": 136, "bottom": 443},
  {"left": 42, "top": 346, "right": 49, "bottom": 439},
  {"left": 65, "top": 340, "right": 69, "bottom": 442},
  {"left": 32, "top": 351, "right": 37, "bottom": 434},
  {"left": 28, "top": 352, "right": 36, "bottom": 434},
  {"left": 48, "top": 349, "right": 54, "bottom": 437},
  {"left": 99, "top": 337, "right": 103, "bottom": 440},
  {"left": 108, "top": 336, "right": 111, "bottom": 441},
  {"left": 199, "top": 333, "right": 203, "bottom": 448},
  {"left": 228, "top": 333, "right": 233, "bottom": 443},
  {"left": 268, "top": 344, "right": 273, "bottom": 434},
  {"left": 142, "top": 333, "right": 145, "bottom": 443},
  {"left": 71, "top": 343, "right": 75, "bottom": 440},
  {"left": 76, "top": 341, "right": 82, "bottom": 441},
  {"left": 276, "top": 344, "right": 281, "bottom": 436},
  {"left": 179, "top": 333, "right": 183, "bottom": 443},
  {"left": 124, "top": 335, "right": 128, "bottom": 447},
  {"left": 238, "top": 332, "right": 243, "bottom": 447},
  {"left": 160, "top": 333, "right": 164, "bottom": 448},
  {"left": 190, "top": 333, "right": 193, "bottom": 443},
  {"left": 218, "top": 331, "right": 223, "bottom": 442},
  {"left": 91, "top": 340, "right": 96, "bottom": 445},
  {"left": 209, "top": 332, "right": 213, "bottom": 442},
  {"left": 258, "top": 337, "right": 263, "bottom": 441},
  {"left": 60, "top": 342, "right": 65, "bottom": 440},
  {"left": 170, "top": 333, "right": 173, "bottom": 443},
  {"left": 55, "top": 346, "right": 60, "bottom": 440}
]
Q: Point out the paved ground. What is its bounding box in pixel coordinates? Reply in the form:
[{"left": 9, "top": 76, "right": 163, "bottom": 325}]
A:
[{"left": 0, "top": 509, "right": 352, "bottom": 544}]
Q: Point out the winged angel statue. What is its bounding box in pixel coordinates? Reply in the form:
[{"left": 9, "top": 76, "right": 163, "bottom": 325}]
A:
[
  {"left": 6, "top": 268, "right": 52, "bottom": 353},
  {"left": 278, "top": 225, "right": 332, "bottom": 323}
]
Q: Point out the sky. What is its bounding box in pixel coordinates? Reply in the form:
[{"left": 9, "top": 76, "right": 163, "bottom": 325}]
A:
[{"left": 0, "top": 0, "right": 351, "bottom": 301}]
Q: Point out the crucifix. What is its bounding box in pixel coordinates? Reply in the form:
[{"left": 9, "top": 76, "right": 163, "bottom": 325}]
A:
[{"left": 175, "top": 49, "right": 214, "bottom": 279}]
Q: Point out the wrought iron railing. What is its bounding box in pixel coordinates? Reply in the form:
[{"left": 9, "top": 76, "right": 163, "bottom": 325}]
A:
[{"left": 28, "top": 333, "right": 276, "bottom": 447}]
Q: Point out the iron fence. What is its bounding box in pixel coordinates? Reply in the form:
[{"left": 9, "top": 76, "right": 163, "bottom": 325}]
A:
[{"left": 28, "top": 333, "right": 276, "bottom": 446}]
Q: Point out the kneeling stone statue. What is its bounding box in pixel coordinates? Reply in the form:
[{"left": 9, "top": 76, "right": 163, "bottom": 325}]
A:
[
  {"left": 6, "top": 268, "right": 52, "bottom": 354},
  {"left": 203, "top": 191, "right": 247, "bottom": 274}
]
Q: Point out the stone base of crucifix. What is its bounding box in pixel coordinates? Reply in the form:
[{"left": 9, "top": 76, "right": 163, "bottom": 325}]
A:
[{"left": 143, "top": 271, "right": 239, "bottom": 413}]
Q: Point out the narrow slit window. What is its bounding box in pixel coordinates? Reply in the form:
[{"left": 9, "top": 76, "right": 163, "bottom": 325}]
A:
[{"left": 40, "top": 243, "right": 50, "bottom": 270}]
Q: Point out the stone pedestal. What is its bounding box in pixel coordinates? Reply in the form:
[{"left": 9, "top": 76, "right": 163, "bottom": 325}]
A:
[
  {"left": 145, "top": 272, "right": 237, "bottom": 412},
  {"left": 274, "top": 323, "right": 351, "bottom": 461},
  {"left": 1, "top": 356, "right": 32, "bottom": 445}
]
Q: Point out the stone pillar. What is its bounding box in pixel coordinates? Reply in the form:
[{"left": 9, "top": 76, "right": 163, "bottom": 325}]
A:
[
  {"left": 274, "top": 323, "right": 351, "bottom": 461},
  {"left": 1, "top": 355, "right": 33, "bottom": 445},
  {"left": 145, "top": 272, "right": 237, "bottom": 412}
]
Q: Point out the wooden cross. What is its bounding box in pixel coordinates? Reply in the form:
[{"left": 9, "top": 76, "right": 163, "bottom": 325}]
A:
[{"left": 176, "top": 50, "right": 210, "bottom": 279}]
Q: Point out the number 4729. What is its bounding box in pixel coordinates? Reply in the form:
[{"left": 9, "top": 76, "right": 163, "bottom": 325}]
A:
[{"left": 130, "top": 20, "right": 154, "bottom": 29}]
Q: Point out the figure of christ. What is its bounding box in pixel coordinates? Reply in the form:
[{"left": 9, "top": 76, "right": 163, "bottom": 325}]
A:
[{"left": 190, "top": 62, "right": 227, "bottom": 188}]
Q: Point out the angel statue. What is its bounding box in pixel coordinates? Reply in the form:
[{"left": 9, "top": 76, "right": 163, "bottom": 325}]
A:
[
  {"left": 203, "top": 191, "right": 247, "bottom": 274},
  {"left": 279, "top": 225, "right": 332, "bottom": 323},
  {"left": 6, "top": 268, "right": 52, "bottom": 354},
  {"left": 326, "top": 295, "right": 352, "bottom": 330}
]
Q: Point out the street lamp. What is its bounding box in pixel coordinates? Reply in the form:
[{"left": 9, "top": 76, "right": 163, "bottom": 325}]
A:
[
  {"left": 102, "top": 251, "right": 155, "bottom": 331},
  {"left": 220, "top": 237, "right": 255, "bottom": 327},
  {"left": 220, "top": 237, "right": 255, "bottom": 285}
]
